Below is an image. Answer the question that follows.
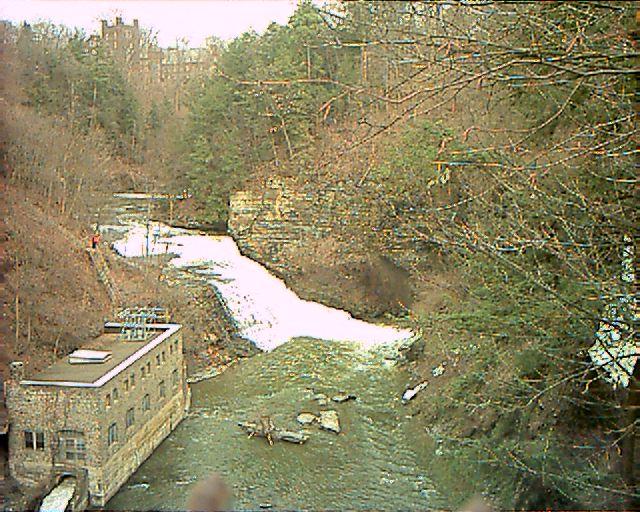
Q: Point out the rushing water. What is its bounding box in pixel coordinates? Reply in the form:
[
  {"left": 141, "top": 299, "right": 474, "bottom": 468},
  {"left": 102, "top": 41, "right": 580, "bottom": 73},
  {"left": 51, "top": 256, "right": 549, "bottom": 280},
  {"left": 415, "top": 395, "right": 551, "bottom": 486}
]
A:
[
  {"left": 109, "top": 339, "right": 440, "bottom": 510},
  {"left": 110, "top": 220, "right": 415, "bottom": 352},
  {"left": 99, "top": 196, "right": 441, "bottom": 510}
]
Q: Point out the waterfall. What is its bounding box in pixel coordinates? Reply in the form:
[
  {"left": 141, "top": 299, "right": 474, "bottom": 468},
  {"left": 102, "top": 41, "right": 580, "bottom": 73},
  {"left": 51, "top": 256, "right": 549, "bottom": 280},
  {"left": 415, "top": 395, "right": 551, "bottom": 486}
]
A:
[{"left": 112, "top": 222, "right": 414, "bottom": 352}]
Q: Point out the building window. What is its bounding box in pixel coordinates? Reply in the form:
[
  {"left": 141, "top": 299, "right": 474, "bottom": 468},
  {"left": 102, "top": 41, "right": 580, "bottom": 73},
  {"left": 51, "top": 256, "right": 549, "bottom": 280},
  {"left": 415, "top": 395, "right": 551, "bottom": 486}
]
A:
[
  {"left": 174, "top": 340, "right": 179, "bottom": 352},
  {"left": 161, "top": 351, "right": 166, "bottom": 363},
  {"left": 105, "top": 393, "right": 111, "bottom": 408},
  {"left": 142, "top": 394, "right": 150, "bottom": 412},
  {"left": 108, "top": 423, "right": 118, "bottom": 446},
  {"left": 159, "top": 380, "right": 166, "bottom": 399},
  {"left": 170, "top": 343, "right": 174, "bottom": 355},
  {"left": 113, "top": 388, "right": 119, "bottom": 402},
  {"left": 57, "top": 431, "right": 85, "bottom": 461},
  {"left": 130, "top": 374, "right": 135, "bottom": 388},
  {"left": 24, "top": 430, "right": 45, "bottom": 450},
  {"left": 62, "top": 438, "right": 85, "bottom": 460},
  {"left": 24, "top": 431, "right": 32, "bottom": 448},
  {"left": 147, "top": 362, "right": 151, "bottom": 374},
  {"left": 126, "top": 408, "right": 135, "bottom": 428},
  {"left": 141, "top": 367, "right": 145, "bottom": 379},
  {"left": 172, "top": 369, "right": 179, "bottom": 387},
  {"left": 156, "top": 354, "right": 161, "bottom": 367},
  {"left": 124, "top": 378, "right": 129, "bottom": 392}
]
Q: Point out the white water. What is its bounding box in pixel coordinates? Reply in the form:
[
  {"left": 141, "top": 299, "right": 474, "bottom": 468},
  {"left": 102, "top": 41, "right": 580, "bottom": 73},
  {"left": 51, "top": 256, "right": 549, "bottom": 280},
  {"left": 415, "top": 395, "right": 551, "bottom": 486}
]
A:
[
  {"left": 112, "top": 222, "right": 414, "bottom": 352},
  {"left": 39, "top": 478, "right": 76, "bottom": 512}
]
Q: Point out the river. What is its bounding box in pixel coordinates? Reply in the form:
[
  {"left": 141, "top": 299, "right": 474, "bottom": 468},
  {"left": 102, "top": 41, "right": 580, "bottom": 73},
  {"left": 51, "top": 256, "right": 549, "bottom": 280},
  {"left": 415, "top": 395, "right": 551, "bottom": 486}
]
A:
[{"left": 98, "top": 196, "right": 442, "bottom": 510}]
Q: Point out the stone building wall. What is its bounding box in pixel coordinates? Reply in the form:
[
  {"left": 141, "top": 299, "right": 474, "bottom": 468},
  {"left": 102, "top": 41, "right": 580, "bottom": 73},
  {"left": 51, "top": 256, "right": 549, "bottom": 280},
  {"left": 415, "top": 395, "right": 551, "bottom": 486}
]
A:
[
  {"left": 6, "top": 327, "right": 189, "bottom": 507},
  {"left": 93, "top": 329, "right": 188, "bottom": 505},
  {"left": 6, "top": 386, "right": 101, "bottom": 487},
  {"left": 96, "top": 391, "right": 187, "bottom": 505}
]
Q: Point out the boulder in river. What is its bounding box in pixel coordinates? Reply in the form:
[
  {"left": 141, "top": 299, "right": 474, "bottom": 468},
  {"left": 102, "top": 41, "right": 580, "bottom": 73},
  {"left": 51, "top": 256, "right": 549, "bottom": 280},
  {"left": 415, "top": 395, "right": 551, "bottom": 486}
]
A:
[
  {"left": 402, "top": 381, "right": 428, "bottom": 403},
  {"left": 432, "top": 363, "right": 446, "bottom": 377},
  {"left": 297, "top": 412, "right": 318, "bottom": 425},
  {"left": 318, "top": 410, "right": 341, "bottom": 433},
  {"left": 331, "top": 393, "right": 357, "bottom": 403},
  {"left": 312, "top": 393, "right": 328, "bottom": 406}
]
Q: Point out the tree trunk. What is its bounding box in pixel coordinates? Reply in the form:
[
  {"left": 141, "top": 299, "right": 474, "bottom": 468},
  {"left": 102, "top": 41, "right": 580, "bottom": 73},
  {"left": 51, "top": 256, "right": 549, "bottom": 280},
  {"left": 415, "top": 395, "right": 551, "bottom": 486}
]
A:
[
  {"left": 14, "top": 294, "right": 19, "bottom": 349},
  {"left": 26, "top": 313, "right": 31, "bottom": 351},
  {"left": 621, "top": 364, "right": 639, "bottom": 504}
]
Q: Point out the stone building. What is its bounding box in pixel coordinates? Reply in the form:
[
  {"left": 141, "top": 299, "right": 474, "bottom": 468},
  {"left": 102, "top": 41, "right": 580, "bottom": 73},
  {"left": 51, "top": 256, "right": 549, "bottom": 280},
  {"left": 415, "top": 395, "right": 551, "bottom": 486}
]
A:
[
  {"left": 6, "top": 321, "right": 190, "bottom": 507},
  {"left": 90, "top": 17, "right": 217, "bottom": 87},
  {"left": 100, "top": 17, "right": 140, "bottom": 66},
  {"left": 161, "top": 46, "right": 213, "bottom": 83}
]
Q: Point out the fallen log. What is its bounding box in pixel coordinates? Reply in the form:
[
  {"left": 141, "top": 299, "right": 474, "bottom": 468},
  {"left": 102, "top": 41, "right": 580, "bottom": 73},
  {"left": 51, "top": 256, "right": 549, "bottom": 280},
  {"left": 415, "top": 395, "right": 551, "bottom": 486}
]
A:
[{"left": 238, "top": 421, "right": 309, "bottom": 445}]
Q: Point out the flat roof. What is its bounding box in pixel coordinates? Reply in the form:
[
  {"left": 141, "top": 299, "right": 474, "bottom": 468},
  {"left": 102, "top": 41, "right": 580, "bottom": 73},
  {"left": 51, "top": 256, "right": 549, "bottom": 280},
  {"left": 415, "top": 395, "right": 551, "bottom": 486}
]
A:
[{"left": 21, "top": 323, "right": 181, "bottom": 388}]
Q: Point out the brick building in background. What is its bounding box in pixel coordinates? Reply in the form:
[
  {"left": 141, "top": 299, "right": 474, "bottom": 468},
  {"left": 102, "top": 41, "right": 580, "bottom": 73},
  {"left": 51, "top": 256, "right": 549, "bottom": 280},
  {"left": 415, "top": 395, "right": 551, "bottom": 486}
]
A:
[
  {"left": 101, "top": 17, "right": 141, "bottom": 67},
  {"left": 6, "top": 321, "right": 190, "bottom": 507},
  {"left": 91, "top": 17, "right": 217, "bottom": 86}
]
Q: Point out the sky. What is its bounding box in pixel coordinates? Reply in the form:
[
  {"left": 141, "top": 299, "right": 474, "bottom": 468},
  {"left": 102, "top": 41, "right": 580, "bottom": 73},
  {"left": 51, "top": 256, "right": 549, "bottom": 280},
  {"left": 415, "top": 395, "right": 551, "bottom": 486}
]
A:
[{"left": 0, "top": 0, "right": 300, "bottom": 47}]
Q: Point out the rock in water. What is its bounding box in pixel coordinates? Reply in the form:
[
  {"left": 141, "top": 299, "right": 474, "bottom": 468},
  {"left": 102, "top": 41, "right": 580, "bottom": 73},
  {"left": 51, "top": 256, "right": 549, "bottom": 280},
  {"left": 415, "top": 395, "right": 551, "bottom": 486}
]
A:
[
  {"left": 318, "top": 410, "right": 341, "bottom": 433},
  {"left": 278, "top": 431, "right": 309, "bottom": 444},
  {"left": 402, "top": 381, "right": 428, "bottom": 403},
  {"left": 331, "top": 393, "right": 357, "bottom": 403},
  {"left": 431, "top": 363, "right": 446, "bottom": 377},
  {"left": 312, "top": 392, "right": 329, "bottom": 406},
  {"left": 297, "top": 412, "right": 318, "bottom": 425}
]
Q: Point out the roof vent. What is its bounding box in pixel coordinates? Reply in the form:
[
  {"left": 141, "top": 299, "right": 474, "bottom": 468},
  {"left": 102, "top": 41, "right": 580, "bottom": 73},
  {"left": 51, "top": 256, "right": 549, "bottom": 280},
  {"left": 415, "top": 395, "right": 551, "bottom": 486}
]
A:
[{"left": 68, "top": 350, "right": 112, "bottom": 365}]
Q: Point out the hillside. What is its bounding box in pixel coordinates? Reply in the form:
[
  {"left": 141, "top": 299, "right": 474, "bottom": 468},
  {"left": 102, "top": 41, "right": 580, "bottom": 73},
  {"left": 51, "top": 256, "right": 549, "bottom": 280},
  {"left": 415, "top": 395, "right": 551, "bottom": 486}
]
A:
[{"left": 178, "top": 2, "right": 638, "bottom": 507}]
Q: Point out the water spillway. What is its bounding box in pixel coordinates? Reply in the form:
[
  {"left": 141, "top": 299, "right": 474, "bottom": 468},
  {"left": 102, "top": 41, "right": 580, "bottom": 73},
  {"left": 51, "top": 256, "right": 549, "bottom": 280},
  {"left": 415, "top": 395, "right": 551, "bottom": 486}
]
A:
[
  {"left": 39, "top": 477, "right": 76, "bottom": 512},
  {"left": 112, "top": 222, "right": 414, "bottom": 352}
]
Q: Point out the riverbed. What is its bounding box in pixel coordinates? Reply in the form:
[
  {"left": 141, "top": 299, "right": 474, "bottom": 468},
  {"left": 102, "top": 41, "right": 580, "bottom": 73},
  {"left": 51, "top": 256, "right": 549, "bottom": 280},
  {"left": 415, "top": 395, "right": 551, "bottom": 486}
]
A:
[
  {"left": 108, "top": 338, "right": 440, "bottom": 510},
  {"left": 99, "top": 196, "right": 441, "bottom": 510}
]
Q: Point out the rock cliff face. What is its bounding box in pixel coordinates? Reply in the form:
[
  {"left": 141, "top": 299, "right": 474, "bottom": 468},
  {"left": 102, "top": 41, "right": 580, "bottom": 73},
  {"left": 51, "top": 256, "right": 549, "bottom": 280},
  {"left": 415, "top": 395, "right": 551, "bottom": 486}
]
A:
[
  {"left": 229, "top": 177, "right": 422, "bottom": 269},
  {"left": 228, "top": 177, "right": 422, "bottom": 317},
  {"left": 228, "top": 177, "right": 326, "bottom": 275}
]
